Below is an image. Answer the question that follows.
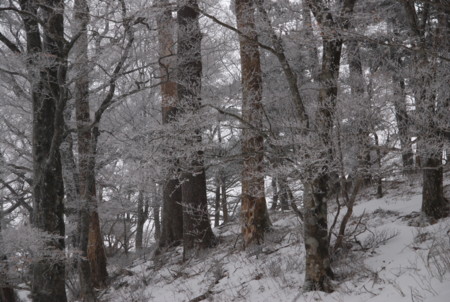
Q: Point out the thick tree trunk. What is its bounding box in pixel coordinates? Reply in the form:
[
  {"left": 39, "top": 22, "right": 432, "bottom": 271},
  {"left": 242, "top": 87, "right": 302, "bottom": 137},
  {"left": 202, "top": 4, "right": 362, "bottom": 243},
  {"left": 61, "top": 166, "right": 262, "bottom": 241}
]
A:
[
  {"left": 157, "top": 0, "right": 184, "bottom": 249},
  {"left": 21, "top": 0, "right": 68, "bottom": 301},
  {"left": 177, "top": 0, "right": 216, "bottom": 259},
  {"left": 236, "top": 0, "right": 271, "bottom": 247}
]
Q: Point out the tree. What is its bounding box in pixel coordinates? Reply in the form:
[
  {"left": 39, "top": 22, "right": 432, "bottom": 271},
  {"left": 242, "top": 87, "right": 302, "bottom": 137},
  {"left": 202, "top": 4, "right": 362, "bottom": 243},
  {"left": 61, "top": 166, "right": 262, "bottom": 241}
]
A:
[
  {"left": 156, "top": 0, "right": 184, "bottom": 250},
  {"left": 235, "top": 0, "right": 271, "bottom": 247},
  {"left": 399, "top": 0, "right": 449, "bottom": 220},
  {"left": 177, "top": 0, "right": 216, "bottom": 258},
  {"left": 18, "top": 0, "right": 68, "bottom": 300}
]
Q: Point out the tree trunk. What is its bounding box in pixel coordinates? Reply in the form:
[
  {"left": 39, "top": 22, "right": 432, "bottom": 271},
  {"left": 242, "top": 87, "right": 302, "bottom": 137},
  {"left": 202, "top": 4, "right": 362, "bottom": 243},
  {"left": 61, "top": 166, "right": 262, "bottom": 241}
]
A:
[
  {"left": 157, "top": 0, "right": 184, "bottom": 250},
  {"left": 73, "top": 0, "right": 97, "bottom": 299},
  {"left": 270, "top": 178, "right": 278, "bottom": 211},
  {"left": 278, "top": 177, "right": 291, "bottom": 211},
  {"left": 0, "top": 211, "right": 16, "bottom": 302},
  {"left": 87, "top": 211, "right": 108, "bottom": 287},
  {"left": 236, "top": 0, "right": 271, "bottom": 247},
  {"left": 177, "top": 0, "right": 216, "bottom": 259},
  {"left": 21, "top": 0, "right": 68, "bottom": 300},
  {"left": 214, "top": 180, "right": 221, "bottom": 227},
  {"left": 400, "top": 1, "right": 448, "bottom": 220},
  {"left": 303, "top": 0, "right": 357, "bottom": 292},
  {"left": 221, "top": 179, "right": 228, "bottom": 224},
  {"left": 135, "top": 190, "right": 148, "bottom": 251}
]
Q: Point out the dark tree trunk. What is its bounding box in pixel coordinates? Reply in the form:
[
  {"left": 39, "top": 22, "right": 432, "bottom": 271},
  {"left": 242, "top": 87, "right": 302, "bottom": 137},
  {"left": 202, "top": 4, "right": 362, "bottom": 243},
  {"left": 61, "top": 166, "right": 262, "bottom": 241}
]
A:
[
  {"left": 270, "top": 178, "right": 278, "bottom": 211},
  {"left": 21, "top": 0, "right": 68, "bottom": 301},
  {"left": 157, "top": 0, "right": 184, "bottom": 250},
  {"left": 236, "top": 0, "right": 271, "bottom": 247},
  {"left": 135, "top": 190, "right": 148, "bottom": 251},
  {"left": 303, "top": 0, "right": 357, "bottom": 292},
  {"left": 278, "top": 177, "right": 290, "bottom": 211},
  {"left": 177, "top": 0, "right": 216, "bottom": 259},
  {"left": 73, "top": 0, "right": 97, "bottom": 299},
  {"left": 400, "top": 1, "right": 448, "bottom": 220},
  {"left": 214, "top": 180, "right": 221, "bottom": 227},
  {"left": 1, "top": 214, "right": 16, "bottom": 302},
  {"left": 221, "top": 179, "right": 228, "bottom": 224}
]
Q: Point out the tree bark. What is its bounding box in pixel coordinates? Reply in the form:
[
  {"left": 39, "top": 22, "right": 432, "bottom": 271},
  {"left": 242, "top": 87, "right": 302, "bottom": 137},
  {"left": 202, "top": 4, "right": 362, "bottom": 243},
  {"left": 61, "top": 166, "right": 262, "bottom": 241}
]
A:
[
  {"left": 73, "top": 0, "right": 97, "bottom": 299},
  {"left": 22, "top": 0, "right": 68, "bottom": 300},
  {"left": 236, "top": 0, "right": 271, "bottom": 247},
  {"left": 400, "top": 1, "right": 448, "bottom": 220},
  {"left": 270, "top": 178, "right": 278, "bottom": 211},
  {"left": 157, "top": 0, "right": 184, "bottom": 250},
  {"left": 214, "top": 180, "right": 221, "bottom": 227},
  {"left": 135, "top": 190, "right": 149, "bottom": 251},
  {"left": 303, "top": 0, "right": 357, "bottom": 292},
  {"left": 177, "top": 0, "right": 216, "bottom": 259}
]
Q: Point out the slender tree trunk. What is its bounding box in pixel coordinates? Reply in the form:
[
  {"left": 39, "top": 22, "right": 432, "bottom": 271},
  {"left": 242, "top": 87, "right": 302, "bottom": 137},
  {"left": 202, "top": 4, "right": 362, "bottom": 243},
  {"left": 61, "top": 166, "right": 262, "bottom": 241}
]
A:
[
  {"left": 135, "top": 190, "right": 148, "bottom": 251},
  {"left": 214, "top": 180, "right": 221, "bottom": 227},
  {"left": 73, "top": 0, "right": 97, "bottom": 299},
  {"left": 153, "top": 184, "right": 161, "bottom": 241},
  {"left": 157, "top": 0, "right": 184, "bottom": 249},
  {"left": 270, "top": 178, "right": 278, "bottom": 211},
  {"left": 221, "top": 179, "right": 228, "bottom": 223},
  {"left": 177, "top": 0, "right": 216, "bottom": 259},
  {"left": 236, "top": 0, "right": 271, "bottom": 247}
]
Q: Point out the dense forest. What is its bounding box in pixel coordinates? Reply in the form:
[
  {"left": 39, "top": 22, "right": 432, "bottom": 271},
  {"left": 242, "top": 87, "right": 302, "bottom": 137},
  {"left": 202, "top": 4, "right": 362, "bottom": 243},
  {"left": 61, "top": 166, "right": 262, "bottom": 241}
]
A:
[{"left": 0, "top": 0, "right": 449, "bottom": 301}]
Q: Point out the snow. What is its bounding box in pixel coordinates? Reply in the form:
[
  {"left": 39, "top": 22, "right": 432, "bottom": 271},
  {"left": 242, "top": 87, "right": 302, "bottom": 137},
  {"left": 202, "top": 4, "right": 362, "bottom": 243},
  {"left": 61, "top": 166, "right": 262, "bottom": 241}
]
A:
[{"left": 103, "top": 180, "right": 450, "bottom": 302}]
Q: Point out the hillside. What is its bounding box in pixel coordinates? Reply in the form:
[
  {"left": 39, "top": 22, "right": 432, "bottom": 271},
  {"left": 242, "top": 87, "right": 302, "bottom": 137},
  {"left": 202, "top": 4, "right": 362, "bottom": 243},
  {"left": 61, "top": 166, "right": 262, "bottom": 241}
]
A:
[{"left": 102, "top": 179, "right": 450, "bottom": 302}]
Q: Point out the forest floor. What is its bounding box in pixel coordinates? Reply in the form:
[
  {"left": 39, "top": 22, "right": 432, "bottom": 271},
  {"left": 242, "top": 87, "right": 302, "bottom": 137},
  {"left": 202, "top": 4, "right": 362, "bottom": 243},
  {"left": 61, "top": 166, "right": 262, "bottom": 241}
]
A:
[{"left": 102, "top": 176, "right": 450, "bottom": 302}]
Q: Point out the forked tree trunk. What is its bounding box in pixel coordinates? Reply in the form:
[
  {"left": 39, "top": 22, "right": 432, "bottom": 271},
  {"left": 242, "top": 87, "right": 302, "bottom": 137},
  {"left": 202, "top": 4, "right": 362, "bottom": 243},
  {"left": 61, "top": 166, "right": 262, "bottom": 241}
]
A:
[
  {"left": 236, "top": 0, "right": 271, "bottom": 247},
  {"left": 157, "top": 0, "right": 184, "bottom": 249},
  {"left": 177, "top": 0, "right": 216, "bottom": 258},
  {"left": 304, "top": 0, "right": 357, "bottom": 292},
  {"left": 21, "top": 0, "right": 68, "bottom": 300}
]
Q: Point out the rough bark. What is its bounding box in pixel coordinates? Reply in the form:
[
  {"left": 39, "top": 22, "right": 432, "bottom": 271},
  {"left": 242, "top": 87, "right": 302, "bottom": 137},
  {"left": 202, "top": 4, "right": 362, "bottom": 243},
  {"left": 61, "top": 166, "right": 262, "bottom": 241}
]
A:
[
  {"left": 73, "top": 0, "right": 97, "bottom": 299},
  {"left": 400, "top": 1, "right": 448, "bottom": 220},
  {"left": 303, "top": 0, "right": 357, "bottom": 292},
  {"left": 177, "top": 0, "right": 216, "bottom": 259},
  {"left": 19, "top": 0, "right": 68, "bottom": 301},
  {"left": 157, "top": 0, "right": 184, "bottom": 250},
  {"left": 236, "top": 0, "right": 271, "bottom": 247}
]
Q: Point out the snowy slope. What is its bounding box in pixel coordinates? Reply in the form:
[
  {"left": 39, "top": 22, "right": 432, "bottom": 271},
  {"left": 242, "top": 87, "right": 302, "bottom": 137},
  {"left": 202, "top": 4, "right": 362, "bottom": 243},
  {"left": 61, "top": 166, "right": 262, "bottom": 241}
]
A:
[{"left": 103, "top": 180, "right": 450, "bottom": 302}]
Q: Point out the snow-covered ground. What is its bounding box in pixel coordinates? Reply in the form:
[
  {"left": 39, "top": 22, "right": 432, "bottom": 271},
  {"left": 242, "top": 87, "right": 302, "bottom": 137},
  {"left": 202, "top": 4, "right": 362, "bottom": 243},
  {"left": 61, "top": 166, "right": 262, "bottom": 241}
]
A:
[{"left": 104, "top": 179, "right": 450, "bottom": 302}]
